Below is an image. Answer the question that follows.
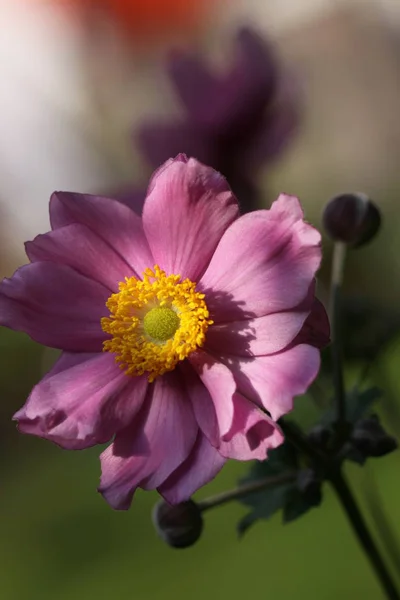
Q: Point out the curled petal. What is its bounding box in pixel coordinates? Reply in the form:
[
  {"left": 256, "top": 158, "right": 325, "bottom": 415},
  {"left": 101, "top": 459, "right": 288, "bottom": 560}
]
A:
[
  {"left": 294, "top": 298, "right": 330, "bottom": 349},
  {"left": 219, "top": 394, "right": 284, "bottom": 460},
  {"left": 14, "top": 353, "right": 148, "bottom": 449}
]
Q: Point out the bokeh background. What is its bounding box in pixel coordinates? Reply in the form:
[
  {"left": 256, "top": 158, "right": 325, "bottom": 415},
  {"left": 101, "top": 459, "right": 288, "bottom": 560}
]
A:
[{"left": 1, "top": 0, "right": 400, "bottom": 598}]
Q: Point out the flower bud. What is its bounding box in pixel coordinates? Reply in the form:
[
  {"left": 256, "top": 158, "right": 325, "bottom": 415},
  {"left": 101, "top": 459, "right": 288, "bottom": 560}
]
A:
[
  {"left": 152, "top": 499, "right": 203, "bottom": 548},
  {"left": 322, "top": 192, "right": 381, "bottom": 247},
  {"left": 307, "top": 424, "right": 332, "bottom": 450},
  {"left": 296, "top": 468, "right": 322, "bottom": 506},
  {"left": 351, "top": 415, "right": 398, "bottom": 458}
]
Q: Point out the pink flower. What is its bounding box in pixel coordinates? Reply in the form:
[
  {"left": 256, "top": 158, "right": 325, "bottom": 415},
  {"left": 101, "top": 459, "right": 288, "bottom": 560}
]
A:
[{"left": 1, "top": 155, "right": 329, "bottom": 509}]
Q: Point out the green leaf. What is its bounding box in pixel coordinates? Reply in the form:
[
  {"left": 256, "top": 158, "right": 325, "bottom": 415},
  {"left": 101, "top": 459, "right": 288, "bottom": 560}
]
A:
[
  {"left": 237, "top": 482, "right": 292, "bottom": 537},
  {"left": 237, "top": 433, "right": 325, "bottom": 535},
  {"left": 347, "top": 387, "right": 382, "bottom": 422},
  {"left": 236, "top": 427, "right": 328, "bottom": 535},
  {"left": 238, "top": 443, "right": 297, "bottom": 505},
  {"left": 283, "top": 485, "right": 322, "bottom": 524},
  {"left": 237, "top": 442, "right": 297, "bottom": 535}
]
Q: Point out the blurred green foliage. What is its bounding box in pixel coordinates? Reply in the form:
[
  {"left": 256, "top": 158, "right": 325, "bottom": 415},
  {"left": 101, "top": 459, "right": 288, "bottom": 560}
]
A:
[{"left": 1, "top": 330, "right": 400, "bottom": 600}]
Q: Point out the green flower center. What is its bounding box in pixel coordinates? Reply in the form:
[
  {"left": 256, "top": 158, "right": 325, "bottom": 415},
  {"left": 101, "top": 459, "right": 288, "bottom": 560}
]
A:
[{"left": 143, "top": 306, "right": 181, "bottom": 342}]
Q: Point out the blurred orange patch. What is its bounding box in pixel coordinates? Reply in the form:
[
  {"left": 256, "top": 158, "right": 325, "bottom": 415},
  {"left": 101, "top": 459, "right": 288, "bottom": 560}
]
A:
[{"left": 51, "top": 0, "right": 212, "bottom": 37}]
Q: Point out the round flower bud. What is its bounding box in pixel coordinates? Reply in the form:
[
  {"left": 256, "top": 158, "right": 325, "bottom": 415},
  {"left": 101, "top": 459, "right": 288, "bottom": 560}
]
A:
[
  {"left": 307, "top": 423, "right": 332, "bottom": 450},
  {"left": 152, "top": 499, "right": 203, "bottom": 548},
  {"left": 322, "top": 192, "right": 381, "bottom": 247},
  {"left": 351, "top": 415, "right": 398, "bottom": 458},
  {"left": 296, "top": 468, "right": 322, "bottom": 506}
]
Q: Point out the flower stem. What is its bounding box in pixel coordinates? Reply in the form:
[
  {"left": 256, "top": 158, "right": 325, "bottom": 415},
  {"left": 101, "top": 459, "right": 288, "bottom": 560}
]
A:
[
  {"left": 329, "top": 241, "right": 347, "bottom": 430},
  {"left": 281, "top": 419, "right": 399, "bottom": 597},
  {"left": 364, "top": 473, "right": 400, "bottom": 579},
  {"left": 197, "top": 472, "right": 296, "bottom": 513},
  {"left": 331, "top": 470, "right": 400, "bottom": 600}
]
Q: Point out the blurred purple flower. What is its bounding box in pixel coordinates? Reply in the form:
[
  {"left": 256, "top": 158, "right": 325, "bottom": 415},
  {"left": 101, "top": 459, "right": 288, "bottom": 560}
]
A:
[{"left": 138, "top": 28, "right": 301, "bottom": 210}]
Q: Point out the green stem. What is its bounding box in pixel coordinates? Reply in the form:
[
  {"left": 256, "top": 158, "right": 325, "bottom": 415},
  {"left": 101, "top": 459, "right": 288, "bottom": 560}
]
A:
[
  {"left": 197, "top": 472, "right": 296, "bottom": 513},
  {"left": 329, "top": 241, "right": 347, "bottom": 429},
  {"left": 281, "top": 419, "right": 399, "bottom": 597},
  {"left": 331, "top": 471, "right": 399, "bottom": 600},
  {"left": 364, "top": 473, "right": 400, "bottom": 580}
]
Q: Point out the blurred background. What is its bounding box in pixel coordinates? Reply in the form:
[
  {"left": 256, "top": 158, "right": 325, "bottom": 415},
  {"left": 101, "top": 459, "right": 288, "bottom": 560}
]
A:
[{"left": 1, "top": 0, "right": 400, "bottom": 598}]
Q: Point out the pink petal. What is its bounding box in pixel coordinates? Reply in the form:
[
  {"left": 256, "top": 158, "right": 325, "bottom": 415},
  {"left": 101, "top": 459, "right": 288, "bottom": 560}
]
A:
[
  {"left": 44, "top": 351, "right": 98, "bottom": 377},
  {"left": 50, "top": 192, "right": 153, "bottom": 278},
  {"left": 14, "top": 352, "right": 147, "bottom": 449},
  {"left": 99, "top": 371, "right": 198, "bottom": 510},
  {"left": 0, "top": 262, "right": 109, "bottom": 351},
  {"left": 200, "top": 195, "right": 321, "bottom": 321},
  {"left": 179, "top": 362, "right": 219, "bottom": 446},
  {"left": 204, "top": 309, "right": 311, "bottom": 358},
  {"left": 219, "top": 344, "right": 321, "bottom": 421},
  {"left": 142, "top": 156, "right": 239, "bottom": 281},
  {"left": 158, "top": 432, "right": 226, "bottom": 504},
  {"left": 188, "top": 351, "right": 237, "bottom": 440},
  {"left": 219, "top": 393, "right": 284, "bottom": 460},
  {"left": 25, "top": 223, "right": 134, "bottom": 292},
  {"left": 269, "top": 192, "right": 309, "bottom": 221},
  {"left": 294, "top": 298, "right": 330, "bottom": 349}
]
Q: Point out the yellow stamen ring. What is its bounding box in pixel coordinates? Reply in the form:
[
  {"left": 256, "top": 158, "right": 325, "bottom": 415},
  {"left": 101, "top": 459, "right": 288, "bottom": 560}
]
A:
[{"left": 101, "top": 265, "right": 213, "bottom": 382}]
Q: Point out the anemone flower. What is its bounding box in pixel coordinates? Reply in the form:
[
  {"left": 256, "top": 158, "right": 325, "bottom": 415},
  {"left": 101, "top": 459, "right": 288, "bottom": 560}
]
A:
[{"left": 0, "top": 155, "right": 329, "bottom": 509}]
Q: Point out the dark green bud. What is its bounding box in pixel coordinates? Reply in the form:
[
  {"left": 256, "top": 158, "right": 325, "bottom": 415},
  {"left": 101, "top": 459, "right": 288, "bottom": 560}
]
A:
[
  {"left": 322, "top": 192, "right": 381, "bottom": 247},
  {"left": 351, "top": 415, "right": 397, "bottom": 458},
  {"left": 307, "top": 424, "right": 332, "bottom": 450},
  {"left": 296, "top": 468, "right": 322, "bottom": 507},
  {"left": 152, "top": 499, "right": 203, "bottom": 549}
]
